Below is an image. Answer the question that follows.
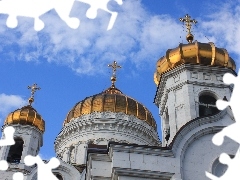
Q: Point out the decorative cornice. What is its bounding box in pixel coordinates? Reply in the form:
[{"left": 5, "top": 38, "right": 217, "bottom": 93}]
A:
[
  {"left": 112, "top": 168, "right": 174, "bottom": 180},
  {"left": 2, "top": 124, "right": 43, "bottom": 147},
  {"left": 88, "top": 154, "right": 111, "bottom": 162},
  {"left": 54, "top": 112, "right": 161, "bottom": 152},
  {"left": 158, "top": 79, "right": 231, "bottom": 115},
  {"left": 108, "top": 143, "right": 174, "bottom": 157},
  {"left": 154, "top": 63, "right": 236, "bottom": 107}
]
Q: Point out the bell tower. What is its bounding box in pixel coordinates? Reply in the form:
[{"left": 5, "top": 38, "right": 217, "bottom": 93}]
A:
[
  {"left": 0, "top": 84, "right": 45, "bottom": 177},
  {"left": 154, "top": 15, "right": 236, "bottom": 147}
]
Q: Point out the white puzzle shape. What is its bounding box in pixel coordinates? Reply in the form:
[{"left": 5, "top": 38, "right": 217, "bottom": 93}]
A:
[
  {"left": 0, "top": 0, "right": 123, "bottom": 31},
  {"left": 0, "top": 126, "right": 15, "bottom": 146},
  {"left": 77, "top": 0, "right": 123, "bottom": 30},
  {"left": 0, "top": 0, "right": 79, "bottom": 31},
  {"left": 0, "top": 126, "right": 15, "bottom": 171},
  {"left": 24, "top": 155, "right": 60, "bottom": 180},
  {"left": 206, "top": 70, "right": 240, "bottom": 179}
]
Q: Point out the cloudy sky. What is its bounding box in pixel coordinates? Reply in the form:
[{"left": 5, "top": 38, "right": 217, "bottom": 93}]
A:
[{"left": 0, "top": 0, "right": 239, "bottom": 159}]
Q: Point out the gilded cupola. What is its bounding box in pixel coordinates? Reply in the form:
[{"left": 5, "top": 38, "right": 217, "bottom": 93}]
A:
[
  {"left": 4, "top": 83, "right": 45, "bottom": 132},
  {"left": 154, "top": 14, "right": 236, "bottom": 85},
  {"left": 64, "top": 61, "right": 157, "bottom": 130}
]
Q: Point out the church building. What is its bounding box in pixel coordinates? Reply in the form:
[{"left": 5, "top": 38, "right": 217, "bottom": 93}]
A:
[{"left": 0, "top": 14, "right": 238, "bottom": 180}]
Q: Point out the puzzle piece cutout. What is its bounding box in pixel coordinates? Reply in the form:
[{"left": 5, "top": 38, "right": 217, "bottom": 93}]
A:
[
  {"left": 206, "top": 70, "right": 240, "bottom": 179},
  {"left": 0, "top": 0, "right": 79, "bottom": 31},
  {"left": 0, "top": 126, "right": 15, "bottom": 171},
  {"left": 0, "top": 0, "right": 123, "bottom": 31},
  {"left": 77, "top": 0, "right": 123, "bottom": 30},
  {"left": 206, "top": 149, "right": 240, "bottom": 179},
  {"left": 21, "top": 155, "right": 60, "bottom": 180},
  {"left": 0, "top": 126, "right": 15, "bottom": 146},
  {"left": 12, "top": 172, "right": 24, "bottom": 180}
]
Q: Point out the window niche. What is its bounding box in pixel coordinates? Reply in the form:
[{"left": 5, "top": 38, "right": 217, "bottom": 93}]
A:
[
  {"left": 54, "top": 173, "right": 63, "bottom": 180},
  {"left": 69, "top": 146, "right": 75, "bottom": 164},
  {"left": 7, "top": 138, "right": 24, "bottom": 163},
  {"left": 164, "top": 109, "right": 170, "bottom": 143},
  {"left": 199, "top": 93, "right": 220, "bottom": 117}
]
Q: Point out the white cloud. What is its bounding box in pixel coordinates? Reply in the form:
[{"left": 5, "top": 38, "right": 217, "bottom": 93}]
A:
[
  {"left": 0, "top": 0, "right": 183, "bottom": 75},
  {"left": 0, "top": 94, "right": 26, "bottom": 123},
  {"left": 0, "top": 0, "right": 239, "bottom": 73}
]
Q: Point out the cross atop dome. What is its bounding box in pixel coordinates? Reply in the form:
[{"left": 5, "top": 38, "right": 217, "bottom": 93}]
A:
[
  {"left": 180, "top": 14, "right": 197, "bottom": 43},
  {"left": 108, "top": 61, "right": 121, "bottom": 87},
  {"left": 27, "top": 83, "right": 41, "bottom": 105}
]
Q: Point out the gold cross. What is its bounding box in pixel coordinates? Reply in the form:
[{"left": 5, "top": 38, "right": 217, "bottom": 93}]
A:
[
  {"left": 27, "top": 83, "right": 41, "bottom": 105},
  {"left": 108, "top": 61, "right": 121, "bottom": 87},
  {"left": 180, "top": 14, "right": 197, "bottom": 43}
]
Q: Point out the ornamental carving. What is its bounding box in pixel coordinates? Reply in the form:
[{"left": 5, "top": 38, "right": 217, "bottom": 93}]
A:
[{"left": 55, "top": 112, "right": 161, "bottom": 151}]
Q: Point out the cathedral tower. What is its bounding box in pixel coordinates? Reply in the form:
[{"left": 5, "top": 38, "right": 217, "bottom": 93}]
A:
[
  {"left": 0, "top": 84, "right": 45, "bottom": 177},
  {"left": 154, "top": 14, "right": 236, "bottom": 147}
]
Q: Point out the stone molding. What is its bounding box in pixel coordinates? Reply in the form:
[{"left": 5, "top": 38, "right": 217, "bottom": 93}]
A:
[
  {"left": 88, "top": 153, "right": 111, "bottom": 162},
  {"left": 2, "top": 124, "right": 43, "bottom": 146},
  {"left": 108, "top": 144, "right": 174, "bottom": 157},
  {"left": 155, "top": 64, "right": 235, "bottom": 110},
  {"left": 171, "top": 110, "right": 226, "bottom": 153},
  {"left": 55, "top": 112, "right": 161, "bottom": 154},
  {"left": 112, "top": 168, "right": 175, "bottom": 180}
]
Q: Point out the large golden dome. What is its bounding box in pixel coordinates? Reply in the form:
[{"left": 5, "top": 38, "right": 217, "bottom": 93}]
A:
[
  {"left": 154, "top": 41, "right": 236, "bottom": 85},
  {"left": 4, "top": 105, "right": 45, "bottom": 132},
  {"left": 64, "top": 86, "right": 157, "bottom": 130}
]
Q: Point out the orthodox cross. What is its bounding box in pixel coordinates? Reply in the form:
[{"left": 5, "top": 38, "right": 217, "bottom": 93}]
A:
[
  {"left": 27, "top": 83, "right": 41, "bottom": 105},
  {"left": 179, "top": 14, "right": 197, "bottom": 43},
  {"left": 108, "top": 61, "right": 121, "bottom": 87}
]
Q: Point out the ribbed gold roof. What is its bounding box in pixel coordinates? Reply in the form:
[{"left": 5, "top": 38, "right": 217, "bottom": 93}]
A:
[
  {"left": 154, "top": 41, "right": 236, "bottom": 85},
  {"left": 64, "top": 86, "right": 157, "bottom": 130},
  {"left": 4, "top": 105, "right": 45, "bottom": 132}
]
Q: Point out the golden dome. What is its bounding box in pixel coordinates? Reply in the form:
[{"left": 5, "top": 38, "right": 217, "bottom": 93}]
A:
[
  {"left": 4, "top": 105, "right": 45, "bottom": 132},
  {"left": 64, "top": 86, "right": 157, "bottom": 130},
  {"left": 154, "top": 41, "right": 236, "bottom": 85}
]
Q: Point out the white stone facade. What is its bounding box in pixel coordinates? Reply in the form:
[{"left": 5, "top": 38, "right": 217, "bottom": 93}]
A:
[
  {"left": 55, "top": 112, "right": 161, "bottom": 165},
  {"left": 0, "top": 64, "right": 237, "bottom": 180},
  {"left": 154, "top": 64, "right": 235, "bottom": 146},
  {"left": 0, "top": 124, "right": 43, "bottom": 179},
  {"left": 86, "top": 109, "right": 237, "bottom": 180}
]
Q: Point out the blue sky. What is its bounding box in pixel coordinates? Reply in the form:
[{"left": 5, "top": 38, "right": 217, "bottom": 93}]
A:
[{"left": 0, "top": 0, "right": 240, "bottom": 159}]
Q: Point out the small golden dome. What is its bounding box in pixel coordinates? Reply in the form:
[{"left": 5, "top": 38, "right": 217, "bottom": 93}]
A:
[
  {"left": 154, "top": 41, "right": 236, "bottom": 85},
  {"left": 64, "top": 86, "right": 157, "bottom": 130},
  {"left": 4, "top": 105, "right": 45, "bottom": 132}
]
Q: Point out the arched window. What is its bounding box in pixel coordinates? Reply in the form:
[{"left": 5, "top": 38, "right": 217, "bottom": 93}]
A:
[
  {"left": 69, "top": 146, "right": 75, "bottom": 163},
  {"left": 164, "top": 109, "right": 170, "bottom": 143},
  {"left": 55, "top": 173, "right": 63, "bottom": 180},
  {"left": 199, "top": 94, "right": 220, "bottom": 117},
  {"left": 7, "top": 138, "right": 24, "bottom": 163}
]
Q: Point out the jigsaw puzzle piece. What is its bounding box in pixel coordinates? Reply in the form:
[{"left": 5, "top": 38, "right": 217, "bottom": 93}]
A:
[
  {"left": 0, "top": 0, "right": 79, "bottom": 31},
  {"left": 216, "top": 100, "right": 229, "bottom": 111},
  {"left": 13, "top": 172, "right": 24, "bottom": 180},
  {"left": 77, "top": 0, "right": 122, "bottom": 30},
  {"left": 54, "top": 0, "right": 80, "bottom": 29},
  {"left": 212, "top": 123, "right": 240, "bottom": 146},
  {"left": 0, "top": 126, "right": 15, "bottom": 146},
  {"left": 222, "top": 73, "right": 236, "bottom": 85},
  {"left": 206, "top": 171, "right": 220, "bottom": 180},
  {"left": 24, "top": 155, "right": 60, "bottom": 180},
  {"left": 0, "top": 160, "right": 8, "bottom": 171},
  {"left": 206, "top": 148, "right": 240, "bottom": 179}
]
